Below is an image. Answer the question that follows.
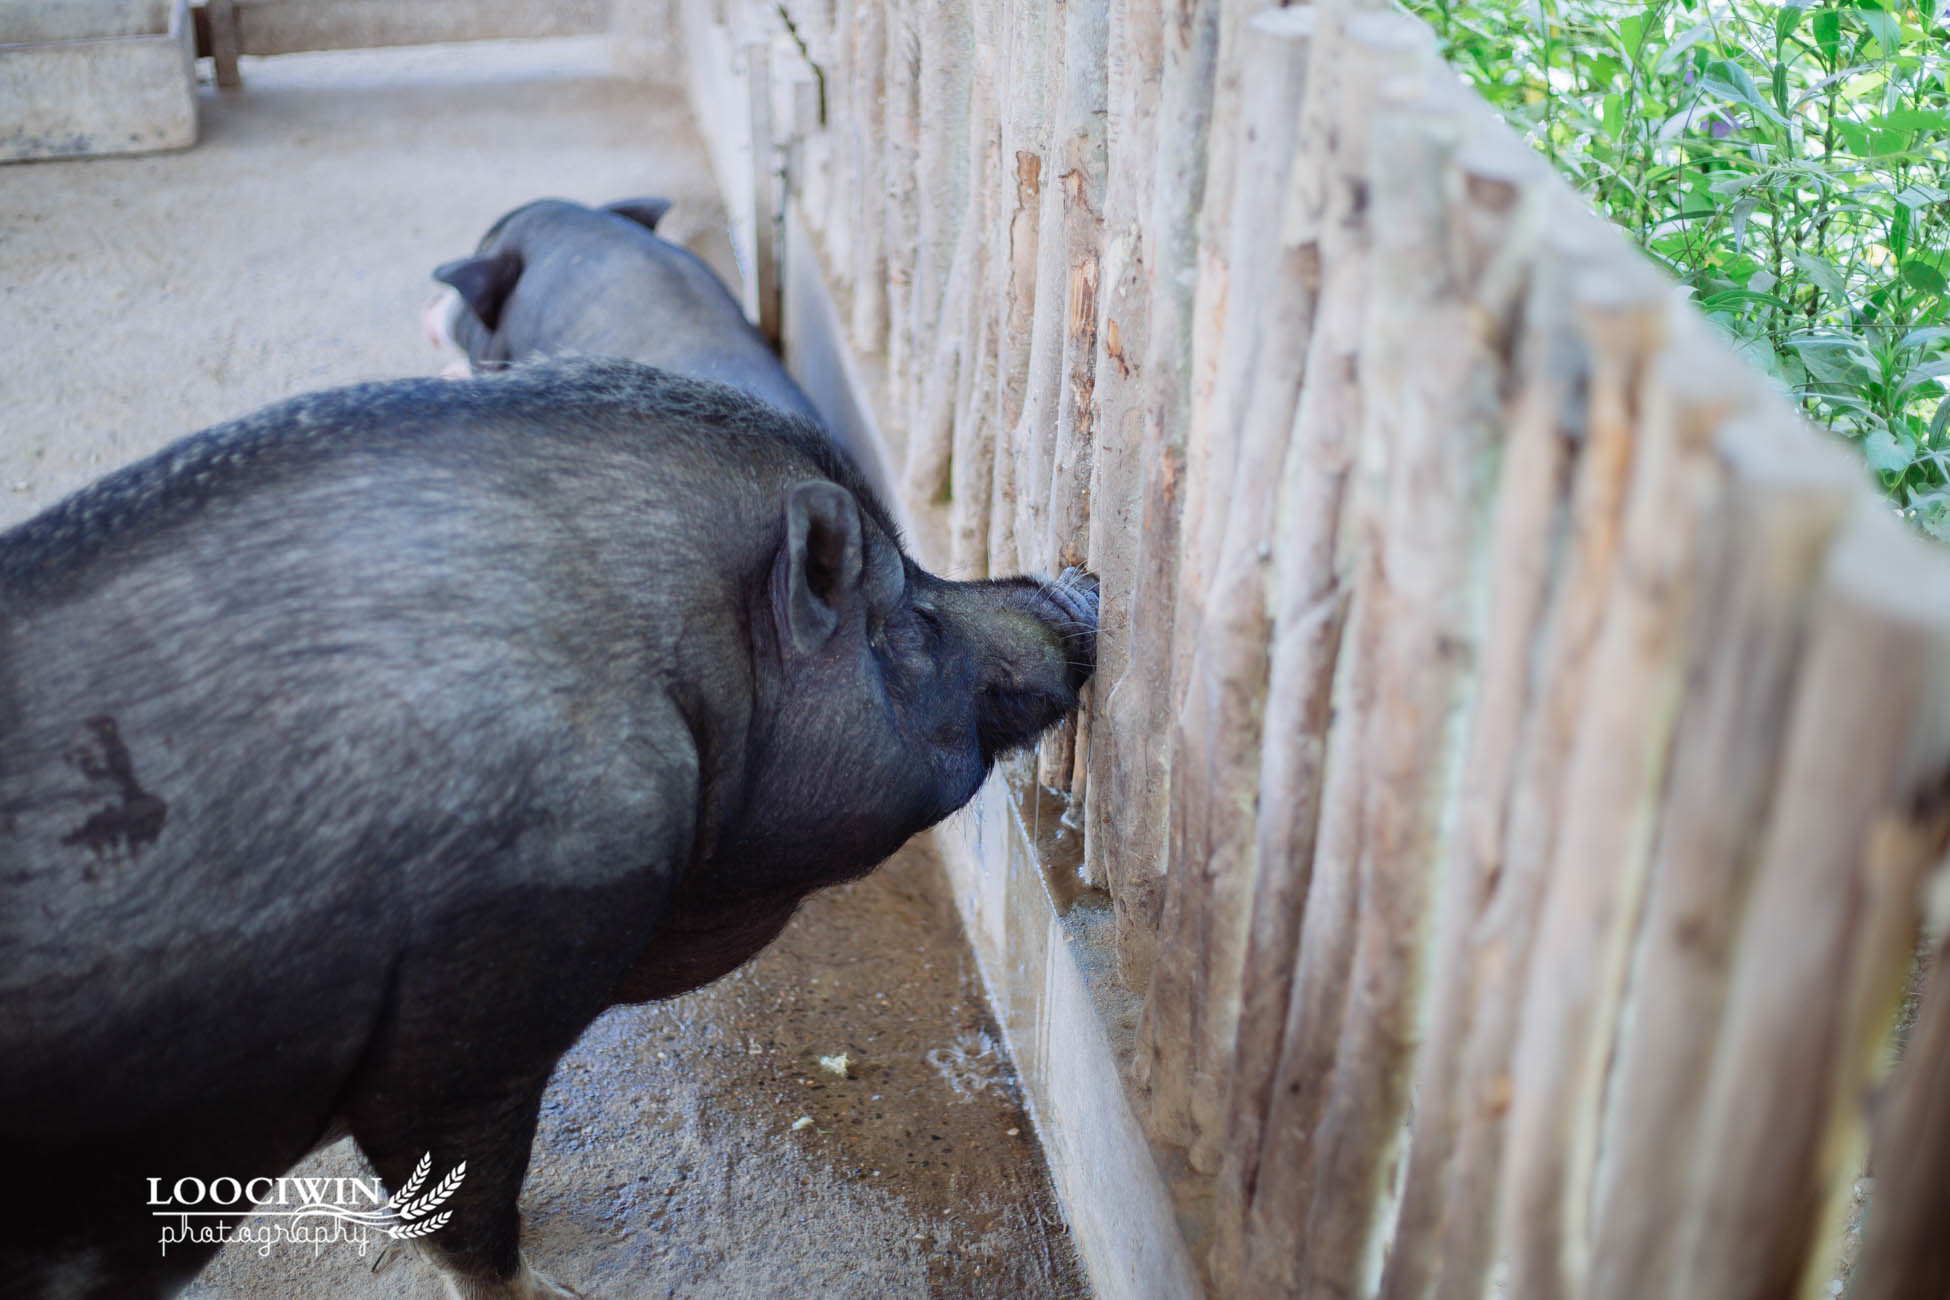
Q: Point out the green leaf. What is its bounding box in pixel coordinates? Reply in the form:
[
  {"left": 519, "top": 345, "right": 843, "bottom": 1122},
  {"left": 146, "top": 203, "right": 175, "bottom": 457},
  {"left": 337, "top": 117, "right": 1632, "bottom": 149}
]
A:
[
  {"left": 1603, "top": 92, "right": 1624, "bottom": 140},
  {"left": 1876, "top": 107, "right": 1950, "bottom": 132},
  {"left": 1812, "top": 9, "right": 1843, "bottom": 63},
  {"left": 1834, "top": 119, "right": 1873, "bottom": 156},
  {"left": 1699, "top": 60, "right": 1790, "bottom": 125},
  {"left": 1618, "top": 12, "right": 1647, "bottom": 63},
  {"left": 1657, "top": 25, "right": 1716, "bottom": 74},
  {"left": 1903, "top": 261, "right": 1948, "bottom": 295},
  {"left": 1870, "top": 129, "right": 1908, "bottom": 157},
  {"left": 1790, "top": 251, "right": 1852, "bottom": 308},
  {"left": 1777, "top": 4, "right": 1807, "bottom": 44},
  {"left": 1863, "top": 427, "right": 1915, "bottom": 474},
  {"left": 1894, "top": 183, "right": 1950, "bottom": 209},
  {"left": 1898, "top": 325, "right": 1950, "bottom": 352},
  {"left": 1918, "top": 499, "right": 1950, "bottom": 542},
  {"left": 1789, "top": 333, "right": 1880, "bottom": 386},
  {"left": 1897, "top": 358, "right": 1950, "bottom": 397},
  {"left": 1700, "top": 287, "right": 1795, "bottom": 311},
  {"left": 1855, "top": 3, "right": 1901, "bottom": 55}
]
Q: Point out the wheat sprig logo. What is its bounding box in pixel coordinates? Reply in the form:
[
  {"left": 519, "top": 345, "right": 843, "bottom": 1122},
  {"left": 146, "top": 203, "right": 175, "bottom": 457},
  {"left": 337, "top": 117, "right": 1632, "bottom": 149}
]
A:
[
  {"left": 391, "top": 1210, "right": 452, "bottom": 1240},
  {"left": 390, "top": 1161, "right": 466, "bottom": 1237},
  {"left": 384, "top": 1154, "right": 432, "bottom": 1213}
]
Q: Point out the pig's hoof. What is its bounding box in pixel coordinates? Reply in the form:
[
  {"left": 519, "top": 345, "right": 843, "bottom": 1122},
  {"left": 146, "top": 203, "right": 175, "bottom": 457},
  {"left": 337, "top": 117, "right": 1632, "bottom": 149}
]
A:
[{"left": 433, "top": 1252, "right": 581, "bottom": 1299}]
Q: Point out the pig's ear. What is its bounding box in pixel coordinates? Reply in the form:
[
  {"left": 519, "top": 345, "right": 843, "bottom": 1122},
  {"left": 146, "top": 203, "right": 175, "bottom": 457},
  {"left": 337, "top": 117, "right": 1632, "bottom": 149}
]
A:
[
  {"left": 433, "top": 250, "right": 524, "bottom": 332},
  {"left": 782, "top": 481, "right": 864, "bottom": 655},
  {"left": 602, "top": 197, "right": 674, "bottom": 231}
]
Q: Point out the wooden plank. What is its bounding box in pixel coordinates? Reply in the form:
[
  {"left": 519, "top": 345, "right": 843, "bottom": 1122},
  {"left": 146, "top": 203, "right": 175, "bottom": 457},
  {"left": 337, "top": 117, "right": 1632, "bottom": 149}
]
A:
[
  {"left": 1578, "top": 409, "right": 1856, "bottom": 1299},
  {"left": 1852, "top": 927, "right": 1950, "bottom": 1299},
  {"left": 1137, "top": 0, "right": 1318, "bottom": 1177},
  {"left": 746, "top": 37, "right": 782, "bottom": 349},
  {"left": 845, "top": 0, "right": 889, "bottom": 354},
  {"left": 1375, "top": 130, "right": 1558, "bottom": 1300},
  {"left": 1425, "top": 212, "right": 1656, "bottom": 1300},
  {"left": 1079, "top": 0, "right": 1161, "bottom": 901},
  {"left": 1297, "top": 77, "right": 1521, "bottom": 1298},
  {"left": 1100, "top": 0, "right": 1221, "bottom": 999},
  {"left": 1670, "top": 504, "right": 1950, "bottom": 1300}
]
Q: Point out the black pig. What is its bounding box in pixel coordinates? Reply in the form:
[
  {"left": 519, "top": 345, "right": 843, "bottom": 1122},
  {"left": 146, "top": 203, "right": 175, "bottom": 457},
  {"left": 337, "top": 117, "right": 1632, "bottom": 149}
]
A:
[
  {"left": 0, "top": 357, "right": 1095, "bottom": 1298},
  {"left": 426, "top": 196, "right": 821, "bottom": 426}
]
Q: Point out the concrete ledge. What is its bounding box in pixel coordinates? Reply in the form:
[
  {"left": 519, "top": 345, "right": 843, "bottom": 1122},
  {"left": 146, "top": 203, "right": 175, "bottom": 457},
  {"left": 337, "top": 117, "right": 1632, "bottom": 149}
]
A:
[
  {"left": 228, "top": 0, "right": 609, "bottom": 56},
  {"left": 0, "top": 0, "right": 195, "bottom": 162},
  {"left": 934, "top": 776, "right": 1205, "bottom": 1300}
]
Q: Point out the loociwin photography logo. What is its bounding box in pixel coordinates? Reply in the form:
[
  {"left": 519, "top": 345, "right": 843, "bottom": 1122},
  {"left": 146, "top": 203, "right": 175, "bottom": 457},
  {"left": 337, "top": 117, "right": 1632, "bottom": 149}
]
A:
[{"left": 148, "top": 1153, "right": 465, "bottom": 1259}]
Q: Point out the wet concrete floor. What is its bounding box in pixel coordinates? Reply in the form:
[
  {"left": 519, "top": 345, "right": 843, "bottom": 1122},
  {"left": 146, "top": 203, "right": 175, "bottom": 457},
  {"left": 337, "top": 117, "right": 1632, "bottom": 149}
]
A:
[{"left": 0, "top": 36, "right": 1083, "bottom": 1299}]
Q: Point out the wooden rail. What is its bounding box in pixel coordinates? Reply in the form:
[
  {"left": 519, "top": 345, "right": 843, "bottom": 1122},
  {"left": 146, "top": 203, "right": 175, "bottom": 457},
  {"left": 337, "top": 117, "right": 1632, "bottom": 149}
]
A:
[{"left": 675, "top": 1, "right": 1950, "bottom": 1295}]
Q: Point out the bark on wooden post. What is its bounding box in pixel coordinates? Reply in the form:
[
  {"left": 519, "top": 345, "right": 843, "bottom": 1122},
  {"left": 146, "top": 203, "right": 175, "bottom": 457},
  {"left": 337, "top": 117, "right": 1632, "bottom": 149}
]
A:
[
  {"left": 1212, "top": 12, "right": 1435, "bottom": 1294},
  {"left": 1581, "top": 410, "right": 1858, "bottom": 1300},
  {"left": 903, "top": 212, "right": 978, "bottom": 511},
  {"left": 1278, "top": 94, "right": 1549, "bottom": 1300},
  {"left": 846, "top": 0, "right": 889, "bottom": 354},
  {"left": 1669, "top": 505, "right": 1950, "bottom": 1300},
  {"left": 1496, "top": 288, "right": 1749, "bottom": 1300},
  {"left": 881, "top": 0, "right": 921, "bottom": 383},
  {"left": 745, "top": 37, "right": 783, "bottom": 349},
  {"left": 1296, "top": 75, "right": 1511, "bottom": 1299},
  {"left": 1376, "top": 129, "right": 1556, "bottom": 1300},
  {"left": 1081, "top": 0, "right": 1162, "bottom": 900},
  {"left": 1207, "top": 5, "right": 1371, "bottom": 1283},
  {"left": 946, "top": 3, "right": 1002, "bottom": 578},
  {"left": 1136, "top": 1, "right": 1318, "bottom": 1172},
  {"left": 1427, "top": 227, "right": 1660, "bottom": 1300},
  {"left": 1853, "top": 918, "right": 1950, "bottom": 1299},
  {"left": 987, "top": 0, "right": 1055, "bottom": 576},
  {"left": 1101, "top": 0, "right": 1222, "bottom": 992},
  {"left": 906, "top": 0, "right": 973, "bottom": 434},
  {"left": 1030, "top": 0, "right": 1108, "bottom": 793}
]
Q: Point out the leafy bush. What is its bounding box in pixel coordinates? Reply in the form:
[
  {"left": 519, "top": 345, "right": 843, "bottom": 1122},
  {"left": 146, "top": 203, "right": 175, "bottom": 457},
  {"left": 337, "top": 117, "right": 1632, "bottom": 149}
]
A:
[{"left": 1409, "top": 0, "right": 1950, "bottom": 537}]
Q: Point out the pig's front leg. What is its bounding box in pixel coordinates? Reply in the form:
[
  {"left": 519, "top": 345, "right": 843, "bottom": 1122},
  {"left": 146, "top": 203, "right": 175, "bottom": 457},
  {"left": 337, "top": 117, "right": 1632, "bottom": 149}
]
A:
[{"left": 356, "top": 1078, "right": 574, "bottom": 1300}]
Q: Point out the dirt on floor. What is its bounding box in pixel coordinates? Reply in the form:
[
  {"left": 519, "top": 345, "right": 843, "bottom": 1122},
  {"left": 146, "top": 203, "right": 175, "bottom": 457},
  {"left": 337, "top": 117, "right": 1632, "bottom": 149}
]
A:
[{"left": 0, "top": 36, "right": 1083, "bottom": 1300}]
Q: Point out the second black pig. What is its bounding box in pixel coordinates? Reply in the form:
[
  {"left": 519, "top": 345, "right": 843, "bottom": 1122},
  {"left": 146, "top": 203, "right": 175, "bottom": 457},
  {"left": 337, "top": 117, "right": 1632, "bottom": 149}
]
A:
[{"left": 426, "top": 196, "right": 821, "bottom": 424}]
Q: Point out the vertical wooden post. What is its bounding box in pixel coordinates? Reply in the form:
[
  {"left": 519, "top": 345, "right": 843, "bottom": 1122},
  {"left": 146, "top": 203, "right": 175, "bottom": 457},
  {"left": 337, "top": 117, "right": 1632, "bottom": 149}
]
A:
[
  {"left": 1580, "top": 410, "right": 1857, "bottom": 1300},
  {"left": 882, "top": 0, "right": 921, "bottom": 385},
  {"left": 1101, "top": 0, "right": 1221, "bottom": 995},
  {"left": 1137, "top": 1, "right": 1318, "bottom": 1174},
  {"left": 745, "top": 37, "right": 783, "bottom": 349},
  {"left": 1669, "top": 505, "right": 1950, "bottom": 1300},
  {"left": 1426, "top": 221, "right": 1657, "bottom": 1300},
  {"left": 1374, "top": 137, "right": 1565, "bottom": 1300},
  {"left": 1496, "top": 289, "right": 1746, "bottom": 1300},
  {"left": 847, "top": 0, "right": 889, "bottom": 354},
  {"left": 209, "top": 0, "right": 241, "bottom": 88},
  {"left": 1852, "top": 919, "right": 1950, "bottom": 1299},
  {"left": 1080, "top": 0, "right": 1161, "bottom": 897}
]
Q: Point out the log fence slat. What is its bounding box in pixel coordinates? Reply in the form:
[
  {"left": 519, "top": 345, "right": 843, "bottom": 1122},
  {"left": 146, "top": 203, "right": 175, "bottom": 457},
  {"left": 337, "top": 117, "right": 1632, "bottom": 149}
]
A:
[{"left": 672, "top": 1, "right": 1950, "bottom": 1293}]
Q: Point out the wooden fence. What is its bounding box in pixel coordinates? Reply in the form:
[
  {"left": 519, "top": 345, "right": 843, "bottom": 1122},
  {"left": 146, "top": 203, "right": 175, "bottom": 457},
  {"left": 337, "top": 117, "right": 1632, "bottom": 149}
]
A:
[{"left": 671, "top": 0, "right": 1950, "bottom": 1295}]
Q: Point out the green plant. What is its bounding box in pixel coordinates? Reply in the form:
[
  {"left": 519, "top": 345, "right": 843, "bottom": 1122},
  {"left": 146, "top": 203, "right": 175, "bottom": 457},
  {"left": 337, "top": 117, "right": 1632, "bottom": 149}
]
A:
[{"left": 1412, "top": 0, "right": 1950, "bottom": 537}]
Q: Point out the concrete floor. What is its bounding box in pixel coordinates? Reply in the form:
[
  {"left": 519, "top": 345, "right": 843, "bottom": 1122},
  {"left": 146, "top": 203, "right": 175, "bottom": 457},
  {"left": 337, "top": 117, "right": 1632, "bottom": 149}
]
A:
[{"left": 0, "top": 38, "right": 1083, "bottom": 1299}]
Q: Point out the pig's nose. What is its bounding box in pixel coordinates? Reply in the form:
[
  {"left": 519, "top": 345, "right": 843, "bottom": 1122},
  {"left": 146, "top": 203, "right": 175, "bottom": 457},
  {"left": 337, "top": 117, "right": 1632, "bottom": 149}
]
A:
[{"left": 1047, "top": 567, "right": 1100, "bottom": 634}]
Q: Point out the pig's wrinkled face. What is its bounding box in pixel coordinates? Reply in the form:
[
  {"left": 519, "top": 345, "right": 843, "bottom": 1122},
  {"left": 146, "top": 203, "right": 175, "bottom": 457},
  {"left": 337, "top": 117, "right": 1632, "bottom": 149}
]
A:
[{"left": 734, "top": 480, "right": 1096, "bottom": 886}]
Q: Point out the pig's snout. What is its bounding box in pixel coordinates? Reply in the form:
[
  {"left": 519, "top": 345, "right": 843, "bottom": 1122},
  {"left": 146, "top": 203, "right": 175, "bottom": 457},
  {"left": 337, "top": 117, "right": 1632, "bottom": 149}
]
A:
[
  {"left": 422, "top": 287, "right": 463, "bottom": 352},
  {"left": 1031, "top": 567, "right": 1099, "bottom": 694}
]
